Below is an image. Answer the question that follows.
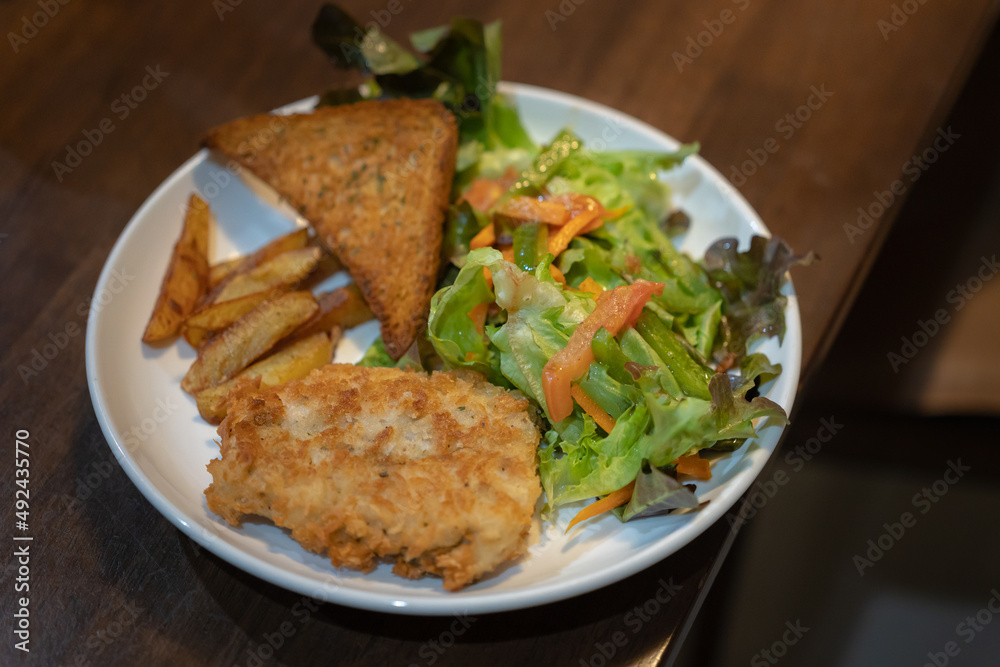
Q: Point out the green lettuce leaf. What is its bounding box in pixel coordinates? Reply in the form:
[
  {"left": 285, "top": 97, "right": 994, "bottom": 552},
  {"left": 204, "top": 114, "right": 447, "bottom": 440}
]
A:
[
  {"left": 539, "top": 405, "right": 650, "bottom": 506},
  {"left": 358, "top": 336, "right": 431, "bottom": 371},
  {"left": 618, "top": 461, "right": 700, "bottom": 521},
  {"left": 679, "top": 300, "right": 722, "bottom": 359},
  {"left": 489, "top": 261, "right": 595, "bottom": 417},
  {"left": 313, "top": 5, "right": 535, "bottom": 155},
  {"left": 591, "top": 144, "right": 701, "bottom": 174},
  {"left": 634, "top": 390, "right": 716, "bottom": 467},
  {"left": 706, "top": 372, "right": 787, "bottom": 440},
  {"left": 313, "top": 4, "right": 540, "bottom": 201},
  {"left": 549, "top": 144, "right": 698, "bottom": 223},
  {"left": 426, "top": 247, "right": 502, "bottom": 383},
  {"left": 358, "top": 336, "right": 395, "bottom": 367},
  {"left": 428, "top": 248, "right": 601, "bottom": 416},
  {"left": 441, "top": 200, "right": 489, "bottom": 268},
  {"left": 739, "top": 352, "right": 783, "bottom": 391},
  {"left": 312, "top": 4, "right": 420, "bottom": 75}
]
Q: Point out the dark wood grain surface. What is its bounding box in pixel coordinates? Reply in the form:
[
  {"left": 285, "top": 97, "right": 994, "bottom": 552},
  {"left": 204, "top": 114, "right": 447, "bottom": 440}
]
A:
[{"left": 1, "top": 1, "right": 996, "bottom": 665}]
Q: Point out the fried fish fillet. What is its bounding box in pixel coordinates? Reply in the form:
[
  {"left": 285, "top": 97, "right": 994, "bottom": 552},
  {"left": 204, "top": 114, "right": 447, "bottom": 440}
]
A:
[
  {"left": 202, "top": 99, "right": 458, "bottom": 360},
  {"left": 205, "top": 364, "right": 541, "bottom": 591}
]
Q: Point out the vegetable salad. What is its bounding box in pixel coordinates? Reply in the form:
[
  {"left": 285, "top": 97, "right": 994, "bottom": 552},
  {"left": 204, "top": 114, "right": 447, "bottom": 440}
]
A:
[{"left": 313, "top": 5, "right": 813, "bottom": 525}]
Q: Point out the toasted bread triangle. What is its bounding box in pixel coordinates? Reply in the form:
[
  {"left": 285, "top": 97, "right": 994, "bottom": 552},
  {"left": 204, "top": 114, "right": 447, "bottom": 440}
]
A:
[{"left": 202, "top": 99, "right": 458, "bottom": 359}]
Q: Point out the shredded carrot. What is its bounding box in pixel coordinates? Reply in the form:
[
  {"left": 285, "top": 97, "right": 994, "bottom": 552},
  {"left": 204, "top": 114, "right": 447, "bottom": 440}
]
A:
[
  {"left": 496, "top": 197, "right": 570, "bottom": 225},
  {"left": 468, "top": 302, "right": 488, "bottom": 336},
  {"left": 460, "top": 179, "right": 506, "bottom": 212},
  {"left": 570, "top": 384, "right": 617, "bottom": 434},
  {"left": 577, "top": 204, "right": 626, "bottom": 234},
  {"left": 543, "top": 280, "right": 664, "bottom": 421},
  {"left": 470, "top": 222, "right": 496, "bottom": 250},
  {"left": 548, "top": 210, "right": 602, "bottom": 258},
  {"left": 462, "top": 166, "right": 519, "bottom": 211},
  {"left": 578, "top": 217, "right": 605, "bottom": 235},
  {"left": 676, "top": 454, "right": 712, "bottom": 480},
  {"left": 548, "top": 262, "right": 567, "bottom": 284},
  {"left": 577, "top": 276, "right": 604, "bottom": 298},
  {"left": 567, "top": 480, "right": 636, "bottom": 531},
  {"left": 602, "top": 205, "right": 631, "bottom": 220},
  {"left": 499, "top": 244, "right": 515, "bottom": 263},
  {"left": 546, "top": 193, "right": 600, "bottom": 219}
]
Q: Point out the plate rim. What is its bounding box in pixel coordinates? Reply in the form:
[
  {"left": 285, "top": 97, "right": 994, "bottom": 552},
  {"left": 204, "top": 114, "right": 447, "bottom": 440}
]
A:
[{"left": 85, "top": 81, "right": 801, "bottom": 615}]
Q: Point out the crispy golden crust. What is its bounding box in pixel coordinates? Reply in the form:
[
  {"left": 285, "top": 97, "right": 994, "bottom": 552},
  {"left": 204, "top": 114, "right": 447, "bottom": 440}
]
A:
[
  {"left": 142, "top": 194, "right": 210, "bottom": 342},
  {"left": 205, "top": 364, "right": 541, "bottom": 591},
  {"left": 202, "top": 99, "right": 458, "bottom": 360}
]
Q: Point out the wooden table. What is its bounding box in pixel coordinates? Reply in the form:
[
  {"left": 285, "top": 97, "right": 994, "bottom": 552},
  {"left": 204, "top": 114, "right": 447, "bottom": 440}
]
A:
[{"left": 2, "top": 1, "right": 996, "bottom": 664}]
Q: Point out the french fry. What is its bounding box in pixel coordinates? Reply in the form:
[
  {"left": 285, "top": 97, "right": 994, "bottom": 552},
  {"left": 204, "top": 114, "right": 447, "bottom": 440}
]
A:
[
  {"left": 314, "top": 249, "right": 343, "bottom": 276},
  {"left": 181, "top": 290, "right": 318, "bottom": 394},
  {"left": 206, "top": 227, "right": 309, "bottom": 301},
  {"left": 299, "top": 236, "right": 345, "bottom": 289},
  {"left": 182, "top": 324, "right": 213, "bottom": 349},
  {"left": 208, "top": 257, "right": 242, "bottom": 289},
  {"left": 285, "top": 283, "right": 374, "bottom": 344},
  {"left": 195, "top": 330, "right": 337, "bottom": 423},
  {"left": 181, "top": 287, "right": 286, "bottom": 348},
  {"left": 212, "top": 246, "right": 320, "bottom": 303},
  {"left": 142, "top": 194, "right": 211, "bottom": 342}
]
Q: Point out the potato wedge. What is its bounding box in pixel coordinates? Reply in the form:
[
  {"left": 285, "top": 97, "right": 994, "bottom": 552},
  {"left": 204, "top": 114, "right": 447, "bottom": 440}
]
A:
[
  {"left": 206, "top": 228, "right": 309, "bottom": 301},
  {"left": 285, "top": 283, "right": 374, "bottom": 345},
  {"left": 195, "top": 330, "right": 337, "bottom": 423},
  {"left": 298, "top": 238, "right": 345, "bottom": 289},
  {"left": 182, "top": 287, "right": 286, "bottom": 348},
  {"left": 212, "top": 246, "right": 320, "bottom": 303},
  {"left": 208, "top": 257, "right": 242, "bottom": 289},
  {"left": 142, "top": 194, "right": 211, "bottom": 342},
  {"left": 182, "top": 324, "right": 213, "bottom": 350},
  {"left": 181, "top": 290, "right": 318, "bottom": 394}
]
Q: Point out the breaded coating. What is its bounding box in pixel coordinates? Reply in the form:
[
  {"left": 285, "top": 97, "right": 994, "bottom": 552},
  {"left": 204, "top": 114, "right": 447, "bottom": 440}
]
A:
[
  {"left": 202, "top": 99, "right": 458, "bottom": 360},
  {"left": 205, "top": 364, "right": 541, "bottom": 591}
]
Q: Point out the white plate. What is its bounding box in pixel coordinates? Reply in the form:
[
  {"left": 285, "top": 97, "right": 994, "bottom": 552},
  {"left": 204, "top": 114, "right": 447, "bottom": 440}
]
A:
[{"left": 86, "top": 83, "right": 801, "bottom": 615}]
